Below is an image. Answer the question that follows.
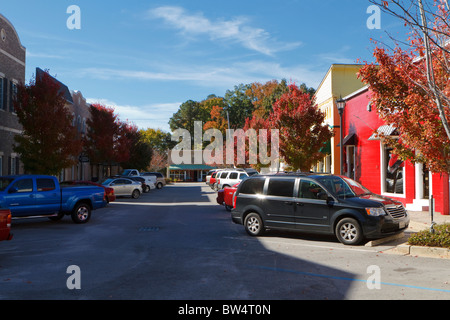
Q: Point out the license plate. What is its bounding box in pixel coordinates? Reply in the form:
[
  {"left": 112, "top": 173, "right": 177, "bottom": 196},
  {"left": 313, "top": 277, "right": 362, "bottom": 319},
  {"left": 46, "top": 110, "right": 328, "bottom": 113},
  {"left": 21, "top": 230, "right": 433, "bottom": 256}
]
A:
[{"left": 399, "top": 221, "right": 406, "bottom": 229}]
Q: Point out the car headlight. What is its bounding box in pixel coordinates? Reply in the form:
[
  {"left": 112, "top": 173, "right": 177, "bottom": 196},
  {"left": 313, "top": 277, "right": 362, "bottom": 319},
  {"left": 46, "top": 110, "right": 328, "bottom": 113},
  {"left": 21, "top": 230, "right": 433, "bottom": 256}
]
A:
[{"left": 365, "top": 207, "right": 386, "bottom": 216}]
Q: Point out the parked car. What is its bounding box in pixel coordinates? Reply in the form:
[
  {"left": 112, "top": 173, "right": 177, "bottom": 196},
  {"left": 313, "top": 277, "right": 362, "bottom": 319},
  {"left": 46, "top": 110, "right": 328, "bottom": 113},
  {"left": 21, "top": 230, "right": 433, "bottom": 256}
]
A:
[
  {"left": 128, "top": 176, "right": 151, "bottom": 193},
  {"left": 216, "top": 169, "right": 251, "bottom": 190},
  {"left": 61, "top": 180, "right": 116, "bottom": 203},
  {"left": 217, "top": 183, "right": 239, "bottom": 211},
  {"left": 102, "top": 178, "right": 143, "bottom": 199},
  {"left": 231, "top": 173, "right": 410, "bottom": 245},
  {"left": 120, "top": 169, "right": 157, "bottom": 190},
  {"left": 208, "top": 170, "right": 222, "bottom": 189},
  {"left": 0, "top": 209, "right": 12, "bottom": 241},
  {"left": 141, "top": 172, "right": 166, "bottom": 189},
  {"left": 206, "top": 169, "right": 220, "bottom": 185},
  {"left": 0, "top": 175, "right": 106, "bottom": 224}
]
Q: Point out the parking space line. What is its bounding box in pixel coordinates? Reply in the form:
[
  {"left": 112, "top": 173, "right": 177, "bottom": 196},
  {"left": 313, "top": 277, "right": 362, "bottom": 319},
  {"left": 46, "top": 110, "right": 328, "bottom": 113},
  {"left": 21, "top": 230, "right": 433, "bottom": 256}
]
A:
[
  {"left": 248, "top": 265, "right": 450, "bottom": 294},
  {"left": 223, "top": 236, "right": 371, "bottom": 253}
]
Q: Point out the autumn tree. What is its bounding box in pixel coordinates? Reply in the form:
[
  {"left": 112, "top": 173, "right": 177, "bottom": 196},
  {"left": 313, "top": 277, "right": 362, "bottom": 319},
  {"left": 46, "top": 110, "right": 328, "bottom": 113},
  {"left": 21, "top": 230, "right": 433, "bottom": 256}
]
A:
[
  {"left": 203, "top": 105, "right": 229, "bottom": 134},
  {"left": 140, "top": 128, "right": 174, "bottom": 171},
  {"left": 120, "top": 123, "right": 153, "bottom": 171},
  {"left": 84, "top": 104, "right": 136, "bottom": 170},
  {"left": 246, "top": 79, "right": 289, "bottom": 118},
  {"left": 268, "top": 84, "right": 333, "bottom": 172},
  {"left": 13, "top": 71, "right": 82, "bottom": 175},
  {"left": 360, "top": 0, "right": 450, "bottom": 173}
]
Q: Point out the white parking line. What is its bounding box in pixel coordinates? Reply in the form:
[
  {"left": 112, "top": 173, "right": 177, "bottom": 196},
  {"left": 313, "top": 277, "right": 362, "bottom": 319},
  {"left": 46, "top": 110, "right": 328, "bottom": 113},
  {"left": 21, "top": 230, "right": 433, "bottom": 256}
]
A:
[
  {"left": 110, "top": 202, "right": 214, "bottom": 206},
  {"left": 223, "top": 236, "right": 372, "bottom": 253}
]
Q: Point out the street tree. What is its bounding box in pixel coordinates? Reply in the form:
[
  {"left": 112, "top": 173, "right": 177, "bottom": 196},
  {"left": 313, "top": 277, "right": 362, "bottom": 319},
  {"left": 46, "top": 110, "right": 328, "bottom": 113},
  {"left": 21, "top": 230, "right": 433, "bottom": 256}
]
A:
[
  {"left": 120, "top": 123, "right": 153, "bottom": 171},
  {"left": 13, "top": 71, "right": 82, "bottom": 175},
  {"left": 140, "top": 128, "right": 175, "bottom": 171},
  {"left": 268, "top": 84, "right": 333, "bottom": 172},
  {"left": 360, "top": 0, "right": 450, "bottom": 173},
  {"left": 84, "top": 104, "right": 133, "bottom": 169}
]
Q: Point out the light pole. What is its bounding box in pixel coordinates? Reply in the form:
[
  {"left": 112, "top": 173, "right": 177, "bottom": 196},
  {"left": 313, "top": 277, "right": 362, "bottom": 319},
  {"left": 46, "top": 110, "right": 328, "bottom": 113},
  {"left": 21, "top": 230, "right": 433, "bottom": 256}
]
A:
[{"left": 336, "top": 97, "right": 346, "bottom": 176}]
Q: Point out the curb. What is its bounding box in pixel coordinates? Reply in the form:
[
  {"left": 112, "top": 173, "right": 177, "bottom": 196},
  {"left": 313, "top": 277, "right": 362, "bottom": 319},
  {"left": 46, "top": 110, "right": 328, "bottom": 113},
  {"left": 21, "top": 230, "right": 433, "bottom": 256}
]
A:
[
  {"left": 385, "top": 243, "right": 450, "bottom": 259},
  {"left": 379, "top": 221, "right": 450, "bottom": 259}
]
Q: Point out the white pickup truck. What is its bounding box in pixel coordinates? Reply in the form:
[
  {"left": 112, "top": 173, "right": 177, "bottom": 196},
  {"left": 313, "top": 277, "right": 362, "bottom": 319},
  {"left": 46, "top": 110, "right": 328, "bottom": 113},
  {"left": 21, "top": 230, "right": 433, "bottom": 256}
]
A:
[{"left": 121, "top": 169, "right": 156, "bottom": 191}]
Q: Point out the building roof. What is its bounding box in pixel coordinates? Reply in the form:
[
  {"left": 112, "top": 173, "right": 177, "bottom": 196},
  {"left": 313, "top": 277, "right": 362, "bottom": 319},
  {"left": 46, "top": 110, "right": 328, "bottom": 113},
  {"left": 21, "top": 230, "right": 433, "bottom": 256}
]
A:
[{"left": 36, "top": 68, "right": 73, "bottom": 104}]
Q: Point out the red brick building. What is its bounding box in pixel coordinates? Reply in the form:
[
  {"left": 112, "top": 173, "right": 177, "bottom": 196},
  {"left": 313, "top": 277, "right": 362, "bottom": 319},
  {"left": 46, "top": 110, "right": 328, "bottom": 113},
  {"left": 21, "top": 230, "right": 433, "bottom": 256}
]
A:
[{"left": 340, "top": 86, "right": 449, "bottom": 215}]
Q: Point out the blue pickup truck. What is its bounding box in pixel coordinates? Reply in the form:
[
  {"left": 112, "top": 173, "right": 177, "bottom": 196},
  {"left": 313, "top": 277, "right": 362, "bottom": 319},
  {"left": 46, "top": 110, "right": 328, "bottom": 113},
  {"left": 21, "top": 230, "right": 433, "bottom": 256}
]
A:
[{"left": 0, "top": 175, "right": 106, "bottom": 224}]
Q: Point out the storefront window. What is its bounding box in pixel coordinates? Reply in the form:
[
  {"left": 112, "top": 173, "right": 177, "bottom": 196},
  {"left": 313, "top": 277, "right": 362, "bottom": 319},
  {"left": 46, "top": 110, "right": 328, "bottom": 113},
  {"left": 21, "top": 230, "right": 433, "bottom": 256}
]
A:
[
  {"left": 170, "top": 170, "right": 184, "bottom": 182},
  {"left": 384, "top": 145, "right": 404, "bottom": 194}
]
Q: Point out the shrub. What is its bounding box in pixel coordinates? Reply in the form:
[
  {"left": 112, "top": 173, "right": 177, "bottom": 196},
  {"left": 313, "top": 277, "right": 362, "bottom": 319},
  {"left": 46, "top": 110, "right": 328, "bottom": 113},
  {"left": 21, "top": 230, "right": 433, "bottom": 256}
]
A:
[{"left": 408, "top": 224, "right": 450, "bottom": 248}]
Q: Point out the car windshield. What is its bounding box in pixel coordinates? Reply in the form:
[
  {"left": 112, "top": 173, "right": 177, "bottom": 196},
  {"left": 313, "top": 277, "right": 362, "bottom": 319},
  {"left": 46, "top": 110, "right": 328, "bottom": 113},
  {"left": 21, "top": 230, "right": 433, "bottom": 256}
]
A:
[
  {"left": 316, "top": 176, "right": 371, "bottom": 198},
  {"left": 102, "top": 179, "right": 114, "bottom": 185},
  {"left": 121, "top": 170, "right": 132, "bottom": 176},
  {"left": 0, "top": 178, "right": 14, "bottom": 192}
]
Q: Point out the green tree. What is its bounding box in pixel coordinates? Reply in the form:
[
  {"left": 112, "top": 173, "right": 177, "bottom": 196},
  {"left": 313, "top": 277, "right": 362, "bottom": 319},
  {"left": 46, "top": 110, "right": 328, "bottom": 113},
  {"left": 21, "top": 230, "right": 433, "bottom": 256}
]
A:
[
  {"left": 223, "top": 84, "right": 255, "bottom": 129},
  {"left": 169, "top": 100, "right": 210, "bottom": 134}
]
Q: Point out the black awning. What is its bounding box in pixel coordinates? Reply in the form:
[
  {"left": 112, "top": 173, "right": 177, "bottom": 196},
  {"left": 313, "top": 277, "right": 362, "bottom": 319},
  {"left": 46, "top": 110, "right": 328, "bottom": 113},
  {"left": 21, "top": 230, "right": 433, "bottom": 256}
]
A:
[{"left": 337, "top": 133, "right": 356, "bottom": 147}]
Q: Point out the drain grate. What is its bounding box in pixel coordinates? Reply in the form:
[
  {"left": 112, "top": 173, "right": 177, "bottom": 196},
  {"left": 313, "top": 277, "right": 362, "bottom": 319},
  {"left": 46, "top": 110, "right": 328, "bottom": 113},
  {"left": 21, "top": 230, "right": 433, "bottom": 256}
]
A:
[{"left": 139, "top": 226, "right": 160, "bottom": 232}]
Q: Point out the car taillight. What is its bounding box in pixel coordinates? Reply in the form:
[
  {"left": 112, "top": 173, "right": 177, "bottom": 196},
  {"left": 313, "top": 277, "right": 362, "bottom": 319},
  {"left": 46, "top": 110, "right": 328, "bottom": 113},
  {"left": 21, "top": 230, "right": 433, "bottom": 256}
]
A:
[
  {"left": 232, "top": 193, "right": 237, "bottom": 208},
  {"left": 7, "top": 213, "right": 11, "bottom": 228}
]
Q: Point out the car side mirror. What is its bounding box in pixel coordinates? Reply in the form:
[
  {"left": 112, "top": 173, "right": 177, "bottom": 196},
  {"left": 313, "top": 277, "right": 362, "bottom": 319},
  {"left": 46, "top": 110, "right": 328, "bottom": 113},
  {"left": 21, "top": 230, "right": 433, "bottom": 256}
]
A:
[{"left": 8, "top": 187, "right": 18, "bottom": 194}]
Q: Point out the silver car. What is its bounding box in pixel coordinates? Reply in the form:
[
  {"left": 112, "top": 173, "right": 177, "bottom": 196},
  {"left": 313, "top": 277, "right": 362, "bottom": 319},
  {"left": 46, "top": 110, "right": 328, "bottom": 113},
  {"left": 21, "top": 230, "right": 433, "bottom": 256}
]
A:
[{"left": 102, "top": 178, "right": 142, "bottom": 199}]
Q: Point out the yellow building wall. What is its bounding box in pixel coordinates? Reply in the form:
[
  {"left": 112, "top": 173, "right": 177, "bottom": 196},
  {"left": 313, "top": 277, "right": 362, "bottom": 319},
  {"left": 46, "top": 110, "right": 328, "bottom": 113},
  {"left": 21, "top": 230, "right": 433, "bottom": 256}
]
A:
[{"left": 314, "top": 64, "right": 366, "bottom": 174}]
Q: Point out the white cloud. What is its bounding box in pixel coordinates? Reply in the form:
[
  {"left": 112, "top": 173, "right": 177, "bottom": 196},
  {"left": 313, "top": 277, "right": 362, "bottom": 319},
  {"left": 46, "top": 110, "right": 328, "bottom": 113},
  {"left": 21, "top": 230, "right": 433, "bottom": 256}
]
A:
[
  {"left": 81, "top": 59, "right": 323, "bottom": 90},
  {"left": 26, "top": 50, "right": 64, "bottom": 60},
  {"left": 148, "top": 6, "right": 301, "bottom": 56},
  {"left": 86, "top": 98, "right": 180, "bottom": 131}
]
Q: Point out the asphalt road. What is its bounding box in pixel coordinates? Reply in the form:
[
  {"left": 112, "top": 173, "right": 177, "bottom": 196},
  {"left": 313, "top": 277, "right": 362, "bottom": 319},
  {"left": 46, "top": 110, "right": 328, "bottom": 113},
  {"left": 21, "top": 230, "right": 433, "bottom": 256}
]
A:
[{"left": 1, "top": 183, "right": 450, "bottom": 301}]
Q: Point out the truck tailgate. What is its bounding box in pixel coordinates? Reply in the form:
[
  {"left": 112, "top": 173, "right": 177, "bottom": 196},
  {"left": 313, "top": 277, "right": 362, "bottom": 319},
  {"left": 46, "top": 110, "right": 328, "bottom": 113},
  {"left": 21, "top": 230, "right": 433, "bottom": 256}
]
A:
[{"left": 0, "top": 209, "right": 13, "bottom": 241}]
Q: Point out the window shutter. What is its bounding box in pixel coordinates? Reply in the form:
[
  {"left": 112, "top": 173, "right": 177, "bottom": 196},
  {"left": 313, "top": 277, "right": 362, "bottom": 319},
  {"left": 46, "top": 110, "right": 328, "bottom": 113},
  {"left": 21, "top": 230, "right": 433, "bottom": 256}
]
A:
[
  {"left": 2, "top": 79, "right": 7, "bottom": 110},
  {"left": 9, "top": 80, "right": 13, "bottom": 112},
  {"left": 0, "top": 78, "right": 3, "bottom": 110}
]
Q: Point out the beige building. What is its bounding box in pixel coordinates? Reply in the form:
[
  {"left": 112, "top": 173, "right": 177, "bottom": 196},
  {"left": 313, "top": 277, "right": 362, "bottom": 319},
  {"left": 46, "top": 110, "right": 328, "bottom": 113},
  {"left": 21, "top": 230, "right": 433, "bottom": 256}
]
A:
[{"left": 314, "top": 64, "right": 366, "bottom": 174}]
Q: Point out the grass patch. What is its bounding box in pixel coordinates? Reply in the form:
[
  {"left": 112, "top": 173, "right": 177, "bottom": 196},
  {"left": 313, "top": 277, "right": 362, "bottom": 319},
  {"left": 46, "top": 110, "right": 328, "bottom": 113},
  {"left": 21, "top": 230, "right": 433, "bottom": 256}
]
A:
[{"left": 408, "top": 224, "right": 450, "bottom": 248}]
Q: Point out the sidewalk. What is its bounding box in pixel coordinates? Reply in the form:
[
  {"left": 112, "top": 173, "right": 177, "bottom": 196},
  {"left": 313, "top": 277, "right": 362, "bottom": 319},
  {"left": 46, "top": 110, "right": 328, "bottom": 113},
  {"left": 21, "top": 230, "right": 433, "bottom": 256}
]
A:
[
  {"left": 408, "top": 210, "right": 450, "bottom": 231},
  {"left": 381, "top": 211, "right": 450, "bottom": 259}
]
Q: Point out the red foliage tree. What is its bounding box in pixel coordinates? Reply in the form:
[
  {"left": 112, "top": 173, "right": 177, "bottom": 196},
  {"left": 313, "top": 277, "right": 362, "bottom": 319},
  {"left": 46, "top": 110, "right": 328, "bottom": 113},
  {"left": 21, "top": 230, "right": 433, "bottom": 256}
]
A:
[
  {"left": 268, "top": 85, "right": 333, "bottom": 172},
  {"left": 84, "top": 104, "right": 134, "bottom": 166},
  {"left": 13, "top": 71, "right": 82, "bottom": 175},
  {"left": 360, "top": 0, "right": 450, "bottom": 173}
]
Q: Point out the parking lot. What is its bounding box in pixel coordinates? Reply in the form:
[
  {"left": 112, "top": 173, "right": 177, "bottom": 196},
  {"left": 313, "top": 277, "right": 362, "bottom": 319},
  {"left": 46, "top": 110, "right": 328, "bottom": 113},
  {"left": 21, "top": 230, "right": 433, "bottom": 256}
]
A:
[{"left": 1, "top": 183, "right": 450, "bottom": 300}]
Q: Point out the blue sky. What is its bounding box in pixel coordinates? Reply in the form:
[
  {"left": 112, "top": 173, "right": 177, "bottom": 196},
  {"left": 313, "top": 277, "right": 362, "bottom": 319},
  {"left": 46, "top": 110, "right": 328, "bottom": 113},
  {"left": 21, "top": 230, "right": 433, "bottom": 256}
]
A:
[{"left": 1, "top": 1, "right": 404, "bottom": 132}]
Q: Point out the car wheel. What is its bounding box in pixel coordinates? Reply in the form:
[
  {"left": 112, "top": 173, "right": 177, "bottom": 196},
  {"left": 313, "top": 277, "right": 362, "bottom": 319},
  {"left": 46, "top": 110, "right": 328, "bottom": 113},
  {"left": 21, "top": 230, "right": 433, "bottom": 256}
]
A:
[
  {"left": 144, "top": 185, "right": 150, "bottom": 193},
  {"left": 225, "top": 205, "right": 233, "bottom": 212},
  {"left": 132, "top": 189, "right": 141, "bottom": 199},
  {"left": 157, "top": 182, "right": 163, "bottom": 189},
  {"left": 244, "top": 213, "right": 265, "bottom": 237},
  {"left": 71, "top": 203, "right": 91, "bottom": 224},
  {"left": 335, "top": 218, "right": 363, "bottom": 245}
]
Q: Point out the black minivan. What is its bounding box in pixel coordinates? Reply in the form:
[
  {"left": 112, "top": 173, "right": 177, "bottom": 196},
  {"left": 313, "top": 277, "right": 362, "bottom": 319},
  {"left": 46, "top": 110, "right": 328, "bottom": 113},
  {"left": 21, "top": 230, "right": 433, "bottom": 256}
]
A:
[{"left": 231, "top": 174, "right": 410, "bottom": 245}]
